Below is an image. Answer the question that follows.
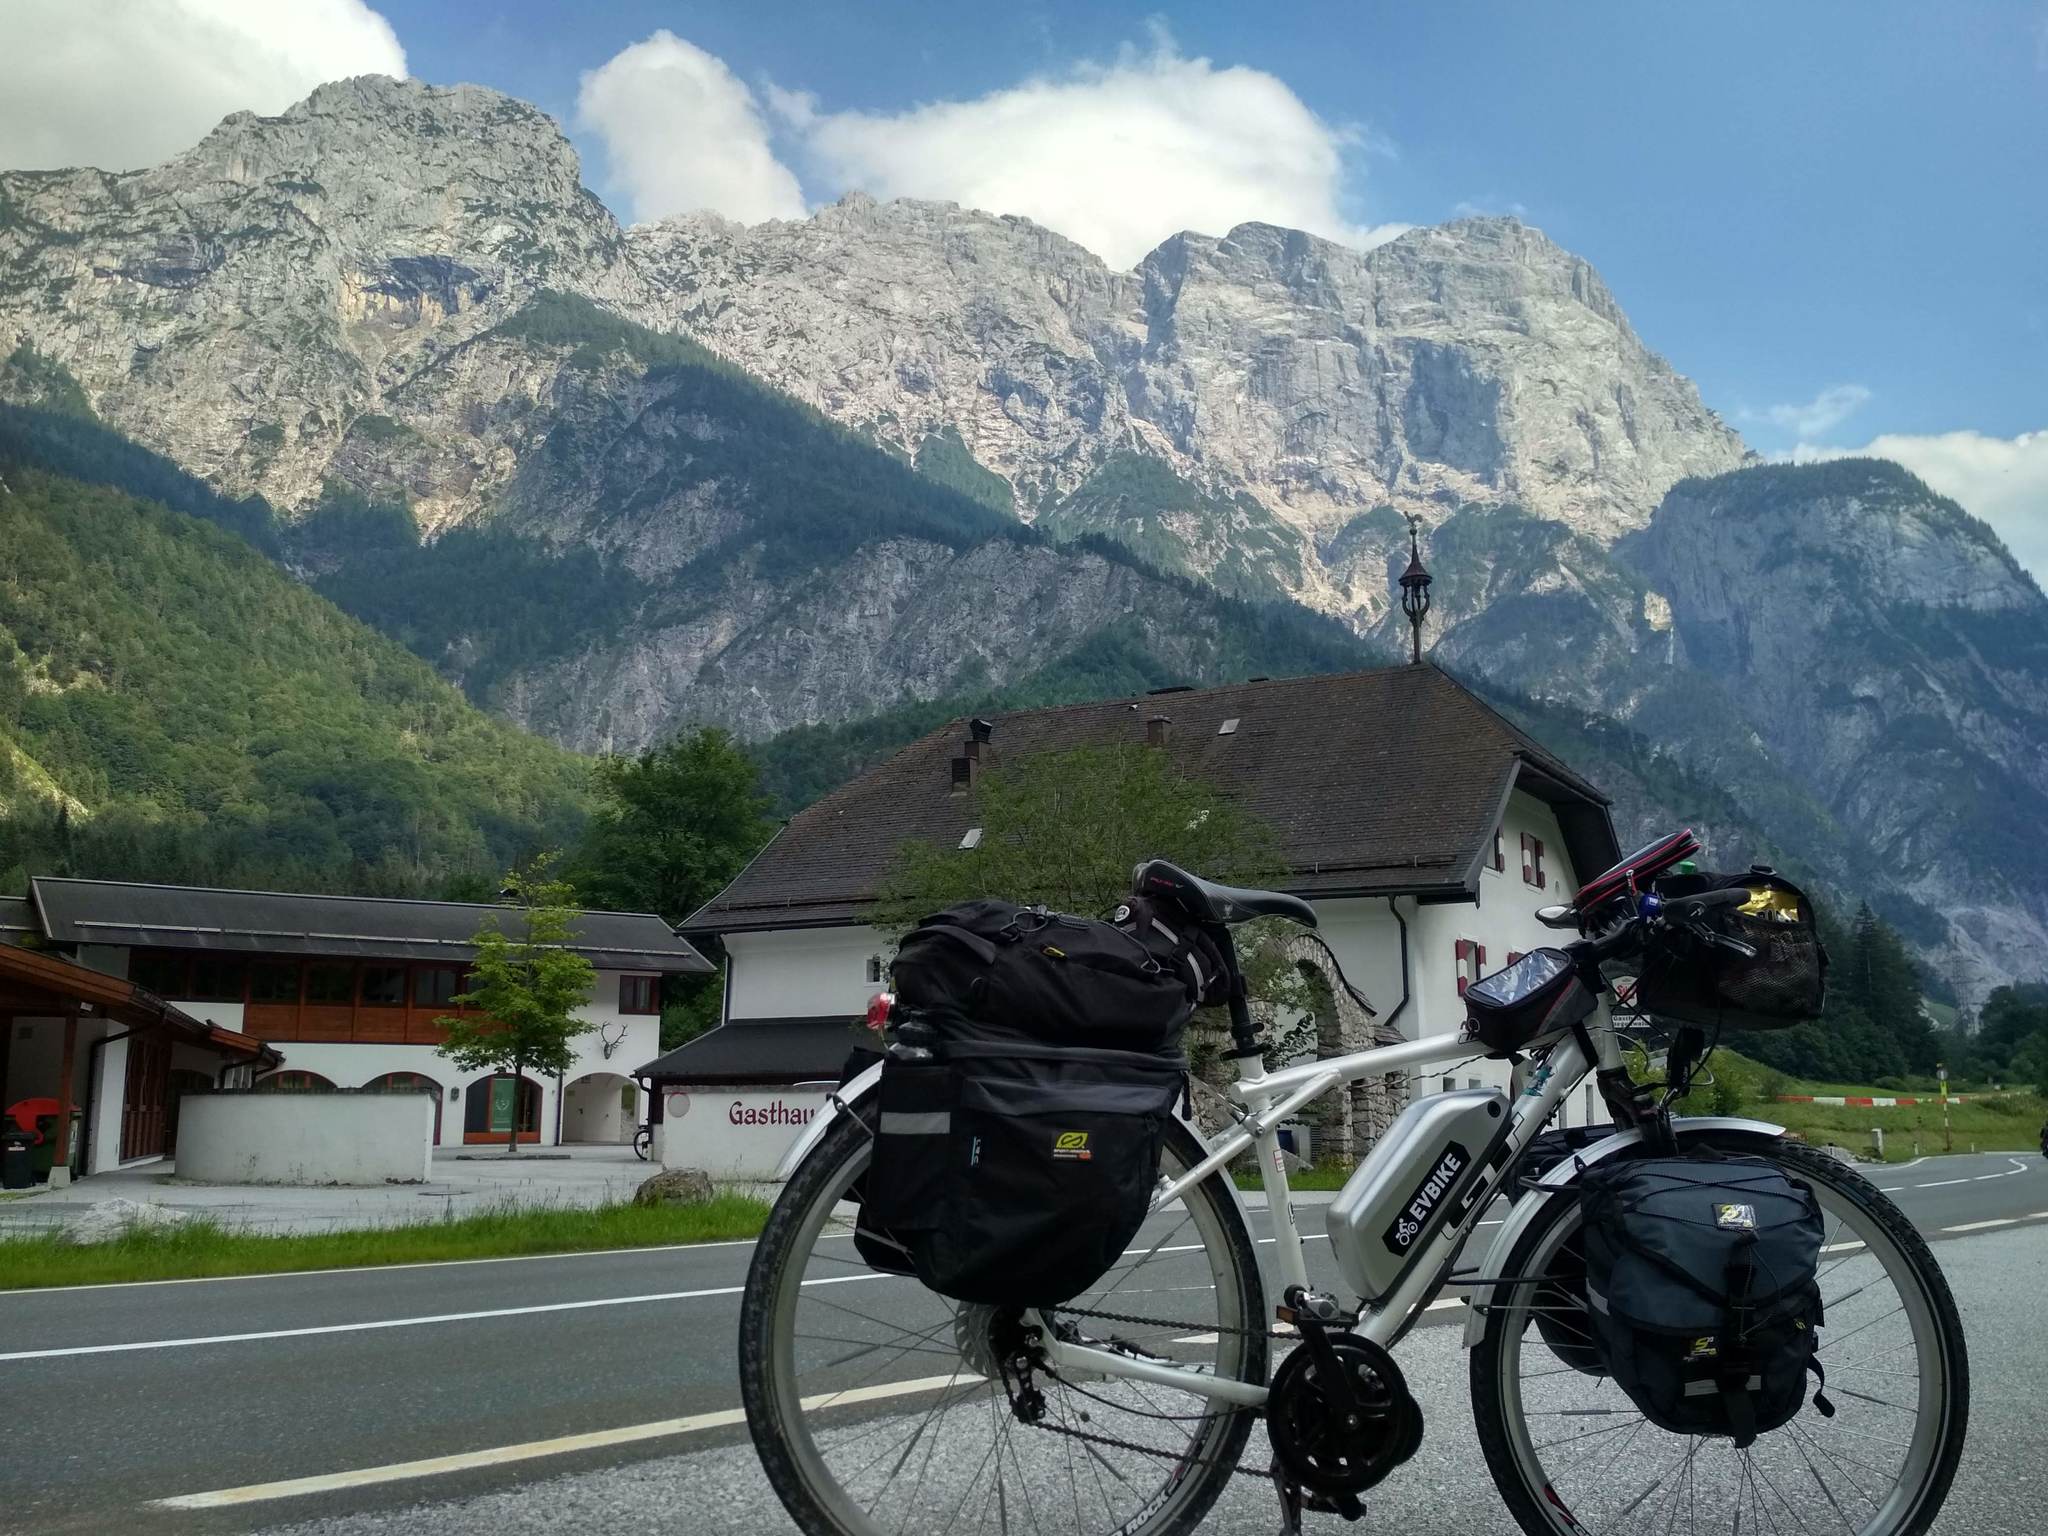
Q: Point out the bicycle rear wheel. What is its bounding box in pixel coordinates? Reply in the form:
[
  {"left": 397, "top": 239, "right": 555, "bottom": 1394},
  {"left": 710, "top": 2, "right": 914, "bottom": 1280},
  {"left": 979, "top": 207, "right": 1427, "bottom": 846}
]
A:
[
  {"left": 1471, "top": 1134, "right": 1969, "bottom": 1536},
  {"left": 739, "top": 1107, "right": 1267, "bottom": 1536}
]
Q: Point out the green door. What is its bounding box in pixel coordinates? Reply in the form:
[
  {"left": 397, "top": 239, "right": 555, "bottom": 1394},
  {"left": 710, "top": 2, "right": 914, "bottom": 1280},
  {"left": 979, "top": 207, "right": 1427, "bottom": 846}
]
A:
[{"left": 489, "top": 1076, "right": 516, "bottom": 1134}]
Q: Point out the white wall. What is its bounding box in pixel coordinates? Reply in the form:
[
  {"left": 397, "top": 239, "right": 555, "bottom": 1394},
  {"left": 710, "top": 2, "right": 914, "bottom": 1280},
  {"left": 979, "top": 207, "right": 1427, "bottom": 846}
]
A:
[
  {"left": 564, "top": 1072, "right": 637, "bottom": 1143},
  {"left": 657, "top": 1083, "right": 830, "bottom": 1178},
  {"left": 176, "top": 1091, "right": 434, "bottom": 1185},
  {"left": 165, "top": 976, "right": 661, "bottom": 1148},
  {"left": 724, "top": 927, "right": 890, "bottom": 1020}
]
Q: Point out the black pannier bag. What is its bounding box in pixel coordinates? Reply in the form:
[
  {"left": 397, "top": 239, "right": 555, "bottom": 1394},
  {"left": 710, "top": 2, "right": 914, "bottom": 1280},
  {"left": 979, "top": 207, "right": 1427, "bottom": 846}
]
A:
[
  {"left": 1579, "top": 1155, "right": 1832, "bottom": 1446},
  {"left": 1462, "top": 948, "right": 1597, "bottom": 1056},
  {"left": 1636, "top": 869, "right": 1828, "bottom": 1032},
  {"left": 860, "top": 899, "right": 1208, "bottom": 1305}
]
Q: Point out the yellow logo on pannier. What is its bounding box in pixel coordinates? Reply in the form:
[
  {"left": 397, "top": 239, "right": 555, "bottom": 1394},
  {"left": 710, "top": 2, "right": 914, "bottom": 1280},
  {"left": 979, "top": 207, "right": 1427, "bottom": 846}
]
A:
[{"left": 1053, "top": 1131, "right": 1092, "bottom": 1160}]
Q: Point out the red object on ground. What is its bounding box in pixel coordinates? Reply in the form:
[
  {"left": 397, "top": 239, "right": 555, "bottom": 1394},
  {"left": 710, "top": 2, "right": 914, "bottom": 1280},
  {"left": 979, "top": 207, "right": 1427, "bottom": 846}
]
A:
[{"left": 4, "top": 1097, "right": 59, "bottom": 1140}]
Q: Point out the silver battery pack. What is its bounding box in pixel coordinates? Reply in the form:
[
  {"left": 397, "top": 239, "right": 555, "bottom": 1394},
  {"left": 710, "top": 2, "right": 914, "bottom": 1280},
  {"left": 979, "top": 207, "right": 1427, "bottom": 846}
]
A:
[{"left": 1324, "top": 1088, "right": 1507, "bottom": 1302}]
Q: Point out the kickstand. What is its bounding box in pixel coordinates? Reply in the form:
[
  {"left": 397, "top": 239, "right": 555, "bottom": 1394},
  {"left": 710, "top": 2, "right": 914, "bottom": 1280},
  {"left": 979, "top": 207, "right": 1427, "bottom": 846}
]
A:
[{"left": 1271, "top": 1465, "right": 1303, "bottom": 1536}]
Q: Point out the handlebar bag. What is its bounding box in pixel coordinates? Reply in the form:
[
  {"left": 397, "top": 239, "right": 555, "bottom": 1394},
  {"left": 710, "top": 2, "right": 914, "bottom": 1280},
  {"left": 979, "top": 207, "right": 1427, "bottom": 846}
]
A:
[
  {"left": 862, "top": 1024, "right": 1185, "bottom": 1305},
  {"left": 1637, "top": 870, "right": 1828, "bottom": 1032},
  {"left": 890, "top": 898, "right": 1210, "bottom": 1051},
  {"left": 1461, "top": 947, "right": 1597, "bottom": 1057},
  {"left": 1579, "top": 1155, "right": 1831, "bottom": 1446}
]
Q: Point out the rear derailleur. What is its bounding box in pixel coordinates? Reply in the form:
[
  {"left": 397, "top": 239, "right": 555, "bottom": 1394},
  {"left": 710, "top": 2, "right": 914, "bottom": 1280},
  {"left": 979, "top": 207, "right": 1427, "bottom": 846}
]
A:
[{"left": 1267, "top": 1287, "right": 1425, "bottom": 1531}]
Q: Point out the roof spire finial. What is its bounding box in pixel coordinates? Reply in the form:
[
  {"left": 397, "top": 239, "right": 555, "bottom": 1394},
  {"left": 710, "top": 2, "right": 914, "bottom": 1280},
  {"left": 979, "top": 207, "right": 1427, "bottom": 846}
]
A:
[{"left": 1398, "top": 516, "right": 1434, "bottom": 665}]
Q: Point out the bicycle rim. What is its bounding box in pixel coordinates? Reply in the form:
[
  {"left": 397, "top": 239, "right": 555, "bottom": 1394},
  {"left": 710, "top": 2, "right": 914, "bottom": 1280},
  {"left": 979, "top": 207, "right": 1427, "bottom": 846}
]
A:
[
  {"left": 743, "top": 1115, "right": 1265, "bottom": 1536},
  {"left": 1478, "top": 1142, "right": 1963, "bottom": 1536}
]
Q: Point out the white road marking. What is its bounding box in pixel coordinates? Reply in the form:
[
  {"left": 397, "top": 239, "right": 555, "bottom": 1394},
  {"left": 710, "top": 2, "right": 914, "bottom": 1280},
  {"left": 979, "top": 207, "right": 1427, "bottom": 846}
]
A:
[
  {"left": 0, "top": 1233, "right": 786, "bottom": 1298},
  {"left": 0, "top": 1272, "right": 890, "bottom": 1363},
  {"left": 1942, "top": 1218, "right": 2017, "bottom": 1233},
  {"left": 150, "top": 1372, "right": 981, "bottom": 1509},
  {"left": 1820, "top": 1241, "right": 1866, "bottom": 1254},
  {"left": 1914, "top": 1178, "right": 1970, "bottom": 1189}
]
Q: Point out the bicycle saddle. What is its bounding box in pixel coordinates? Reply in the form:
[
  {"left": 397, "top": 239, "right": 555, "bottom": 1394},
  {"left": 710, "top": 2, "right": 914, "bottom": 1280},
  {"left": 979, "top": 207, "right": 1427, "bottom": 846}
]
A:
[{"left": 1132, "top": 859, "right": 1318, "bottom": 928}]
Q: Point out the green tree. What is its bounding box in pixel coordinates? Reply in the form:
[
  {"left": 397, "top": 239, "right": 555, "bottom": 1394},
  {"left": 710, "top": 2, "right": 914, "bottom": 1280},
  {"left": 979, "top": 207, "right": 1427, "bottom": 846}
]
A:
[
  {"left": 570, "top": 727, "right": 777, "bottom": 1052},
  {"left": 436, "top": 856, "right": 597, "bottom": 1156},
  {"left": 571, "top": 727, "right": 777, "bottom": 922}
]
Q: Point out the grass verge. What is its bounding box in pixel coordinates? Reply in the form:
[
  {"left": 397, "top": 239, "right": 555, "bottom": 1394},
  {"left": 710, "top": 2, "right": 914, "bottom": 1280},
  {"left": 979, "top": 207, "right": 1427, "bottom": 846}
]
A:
[
  {"left": 0, "top": 1194, "right": 771, "bottom": 1291},
  {"left": 1765, "top": 1094, "right": 2047, "bottom": 1162}
]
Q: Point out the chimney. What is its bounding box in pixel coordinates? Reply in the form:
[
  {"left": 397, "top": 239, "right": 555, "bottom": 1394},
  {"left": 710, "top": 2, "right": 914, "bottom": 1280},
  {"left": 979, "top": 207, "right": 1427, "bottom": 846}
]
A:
[
  {"left": 949, "top": 756, "right": 972, "bottom": 794},
  {"left": 1146, "top": 715, "right": 1172, "bottom": 749}
]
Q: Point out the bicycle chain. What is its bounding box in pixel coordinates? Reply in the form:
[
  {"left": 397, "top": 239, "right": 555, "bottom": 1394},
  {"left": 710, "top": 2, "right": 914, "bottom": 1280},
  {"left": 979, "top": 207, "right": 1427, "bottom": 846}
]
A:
[{"left": 1012, "top": 1304, "right": 1294, "bottom": 1480}]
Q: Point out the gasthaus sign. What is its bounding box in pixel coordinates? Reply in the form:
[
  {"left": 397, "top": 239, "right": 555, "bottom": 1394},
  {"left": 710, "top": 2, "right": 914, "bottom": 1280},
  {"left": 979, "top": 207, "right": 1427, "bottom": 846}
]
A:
[{"left": 660, "top": 1085, "right": 832, "bottom": 1177}]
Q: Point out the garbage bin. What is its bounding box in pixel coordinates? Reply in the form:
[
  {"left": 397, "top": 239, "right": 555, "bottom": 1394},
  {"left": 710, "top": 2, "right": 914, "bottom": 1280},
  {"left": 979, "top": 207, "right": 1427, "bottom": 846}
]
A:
[{"left": 1, "top": 1127, "right": 35, "bottom": 1190}]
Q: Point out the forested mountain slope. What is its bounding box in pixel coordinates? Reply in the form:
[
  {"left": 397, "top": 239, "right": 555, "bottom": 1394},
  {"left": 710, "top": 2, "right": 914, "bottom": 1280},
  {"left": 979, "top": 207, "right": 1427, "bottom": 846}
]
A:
[{"left": 0, "top": 452, "right": 589, "bottom": 894}]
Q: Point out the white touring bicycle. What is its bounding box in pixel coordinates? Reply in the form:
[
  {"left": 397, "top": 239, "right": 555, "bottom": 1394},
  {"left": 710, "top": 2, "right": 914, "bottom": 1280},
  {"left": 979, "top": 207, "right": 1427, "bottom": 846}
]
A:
[{"left": 738, "top": 842, "right": 1968, "bottom": 1536}]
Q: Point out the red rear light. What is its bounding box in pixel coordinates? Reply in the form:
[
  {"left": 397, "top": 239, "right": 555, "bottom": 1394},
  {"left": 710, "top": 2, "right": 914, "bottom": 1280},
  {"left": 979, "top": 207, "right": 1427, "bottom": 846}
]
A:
[{"left": 865, "top": 992, "right": 893, "bottom": 1033}]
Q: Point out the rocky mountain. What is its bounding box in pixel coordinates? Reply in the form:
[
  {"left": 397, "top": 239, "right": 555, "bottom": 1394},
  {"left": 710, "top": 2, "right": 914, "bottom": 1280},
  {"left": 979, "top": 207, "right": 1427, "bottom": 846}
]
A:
[{"left": 2, "top": 76, "right": 2041, "bottom": 1006}]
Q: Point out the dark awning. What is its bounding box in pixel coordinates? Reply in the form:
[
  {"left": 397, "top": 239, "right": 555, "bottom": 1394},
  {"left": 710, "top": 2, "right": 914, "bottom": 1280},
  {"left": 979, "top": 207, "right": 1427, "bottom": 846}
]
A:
[
  {"left": 30, "top": 877, "right": 713, "bottom": 974},
  {"left": 0, "top": 942, "right": 282, "bottom": 1067},
  {"left": 639, "top": 1017, "right": 870, "bottom": 1087}
]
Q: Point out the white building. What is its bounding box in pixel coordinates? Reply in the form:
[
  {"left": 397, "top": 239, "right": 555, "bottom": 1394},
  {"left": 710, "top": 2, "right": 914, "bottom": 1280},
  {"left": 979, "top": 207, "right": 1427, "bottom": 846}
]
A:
[
  {"left": 3, "top": 879, "right": 710, "bottom": 1171},
  {"left": 652, "top": 664, "right": 1626, "bottom": 1173}
]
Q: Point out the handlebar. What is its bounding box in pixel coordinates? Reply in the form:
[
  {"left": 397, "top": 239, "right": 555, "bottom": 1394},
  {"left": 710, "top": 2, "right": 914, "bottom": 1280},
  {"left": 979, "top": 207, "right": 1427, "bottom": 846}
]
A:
[{"left": 1565, "top": 883, "right": 1760, "bottom": 974}]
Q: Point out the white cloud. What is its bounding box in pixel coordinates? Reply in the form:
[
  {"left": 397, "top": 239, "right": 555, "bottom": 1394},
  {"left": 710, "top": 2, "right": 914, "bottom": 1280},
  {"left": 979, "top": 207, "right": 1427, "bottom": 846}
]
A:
[
  {"left": 576, "top": 30, "right": 805, "bottom": 226},
  {"left": 0, "top": 0, "right": 406, "bottom": 172},
  {"left": 1758, "top": 383, "right": 1873, "bottom": 438},
  {"left": 1784, "top": 428, "right": 2048, "bottom": 580},
  {"left": 796, "top": 37, "right": 1401, "bottom": 268},
  {"left": 578, "top": 29, "right": 1402, "bottom": 267}
]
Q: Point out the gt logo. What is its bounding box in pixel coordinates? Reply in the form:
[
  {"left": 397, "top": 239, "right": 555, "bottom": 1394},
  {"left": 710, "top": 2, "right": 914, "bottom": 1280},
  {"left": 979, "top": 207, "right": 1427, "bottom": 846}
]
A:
[{"left": 1053, "top": 1131, "right": 1092, "bottom": 1160}]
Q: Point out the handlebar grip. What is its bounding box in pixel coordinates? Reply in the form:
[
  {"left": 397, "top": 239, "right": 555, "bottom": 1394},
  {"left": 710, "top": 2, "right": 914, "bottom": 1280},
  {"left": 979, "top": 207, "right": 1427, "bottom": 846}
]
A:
[{"left": 1668, "top": 887, "right": 1753, "bottom": 918}]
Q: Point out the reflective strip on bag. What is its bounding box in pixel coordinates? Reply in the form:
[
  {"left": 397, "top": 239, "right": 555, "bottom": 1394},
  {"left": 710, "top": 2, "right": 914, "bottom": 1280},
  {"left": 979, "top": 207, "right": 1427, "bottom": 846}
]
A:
[
  {"left": 1683, "top": 1376, "right": 1763, "bottom": 1396},
  {"left": 879, "top": 1111, "right": 953, "bottom": 1135}
]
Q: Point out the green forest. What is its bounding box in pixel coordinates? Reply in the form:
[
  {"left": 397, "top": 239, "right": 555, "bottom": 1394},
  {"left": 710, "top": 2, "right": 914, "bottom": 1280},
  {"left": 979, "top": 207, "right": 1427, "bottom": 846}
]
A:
[{"left": 0, "top": 463, "right": 591, "bottom": 896}]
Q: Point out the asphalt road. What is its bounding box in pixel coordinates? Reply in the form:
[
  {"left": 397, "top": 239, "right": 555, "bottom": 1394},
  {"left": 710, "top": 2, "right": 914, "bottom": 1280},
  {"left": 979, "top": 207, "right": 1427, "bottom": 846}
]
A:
[{"left": 1, "top": 1149, "right": 2040, "bottom": 1536}]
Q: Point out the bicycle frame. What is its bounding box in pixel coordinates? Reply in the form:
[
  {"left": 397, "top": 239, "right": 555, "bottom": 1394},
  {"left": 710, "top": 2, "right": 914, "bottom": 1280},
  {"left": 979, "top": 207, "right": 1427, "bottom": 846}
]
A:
[{"left": 1033, "top": 1013, "right": 1625, "bottom": 1409}]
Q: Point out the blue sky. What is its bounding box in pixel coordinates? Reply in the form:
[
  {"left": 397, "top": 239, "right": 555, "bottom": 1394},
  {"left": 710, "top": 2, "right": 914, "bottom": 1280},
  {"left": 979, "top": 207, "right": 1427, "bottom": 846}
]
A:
[
  {"left": 369, "top": 1, "right": 2045, "bottom": 459},
  {"left": 4, "top": 2, "right": 2042, "bottom": 563}
]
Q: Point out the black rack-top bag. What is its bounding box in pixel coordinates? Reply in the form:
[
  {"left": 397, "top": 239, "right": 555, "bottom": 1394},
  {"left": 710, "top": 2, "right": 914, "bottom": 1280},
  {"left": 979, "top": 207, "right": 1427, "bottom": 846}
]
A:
[
  {"left": 1579, "top": 1155, "right": 1833, "bottom": 1446},
  {"left": 859, "top": 897, "right": 1211, "bottom": 1305},
  {"left": 1636, "top": 868, "right": 1828, "bottom": 1032}
]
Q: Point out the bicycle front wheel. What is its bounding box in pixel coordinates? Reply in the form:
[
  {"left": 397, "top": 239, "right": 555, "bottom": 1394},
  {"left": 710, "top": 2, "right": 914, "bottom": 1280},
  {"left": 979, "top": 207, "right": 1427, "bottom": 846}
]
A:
[
  {"left": 739, "top": 1106, "right": 1267, "bottom": 1536},
  {"left": 1471, "top": 1134, "right": 1969, "bottom": 1536}
]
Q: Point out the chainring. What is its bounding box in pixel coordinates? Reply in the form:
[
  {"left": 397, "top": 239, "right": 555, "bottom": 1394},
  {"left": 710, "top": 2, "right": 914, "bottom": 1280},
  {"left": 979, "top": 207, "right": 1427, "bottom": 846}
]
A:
[{"left": 1266, "top": 1332, "right": 1424, "bottom": 1494}]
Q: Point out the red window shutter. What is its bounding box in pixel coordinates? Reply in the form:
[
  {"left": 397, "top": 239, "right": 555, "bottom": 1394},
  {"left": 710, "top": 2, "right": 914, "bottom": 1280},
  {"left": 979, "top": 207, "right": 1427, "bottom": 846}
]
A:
[
  {"left": 1477, "top": 944, "right": 1487, "bottom": 968},
  {"left": 1506, "top": 950, "right": 1523, "bottom": 966},
  {"left": 1534, "top": 838, "right": 1546, "bottom": 886}
]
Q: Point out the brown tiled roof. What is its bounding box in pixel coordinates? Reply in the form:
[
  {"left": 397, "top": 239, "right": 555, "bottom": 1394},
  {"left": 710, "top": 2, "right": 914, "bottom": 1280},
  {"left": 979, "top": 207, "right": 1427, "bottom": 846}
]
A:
[{"left": 689, "top": 665, "right": 1617, "bottom": 933}]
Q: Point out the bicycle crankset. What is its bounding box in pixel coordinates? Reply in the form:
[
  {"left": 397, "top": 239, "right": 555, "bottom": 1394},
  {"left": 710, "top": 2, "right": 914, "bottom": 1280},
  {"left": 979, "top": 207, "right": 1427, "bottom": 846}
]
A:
[{"left": 1267, "top": 1327, "right": 1423, "bottom": 1498}]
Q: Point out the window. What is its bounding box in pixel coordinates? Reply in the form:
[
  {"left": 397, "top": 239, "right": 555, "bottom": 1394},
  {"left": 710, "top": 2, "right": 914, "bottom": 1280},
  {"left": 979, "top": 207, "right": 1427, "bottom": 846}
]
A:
[
  {"left": 414, "top": 967, "right": 463, "bottom": 1008},
  {"left": 1521, "top": 833, "right": 1547, "bottom": 889},
  {"left": 360, "top": 966, "right": 407, "bottom": 1007},
  {"left": 249, "top": 962, "right": 301, "bottom": 1004},
  {"left": 1467, "top": 1077, "right": 1482, "bottom": 1091},
  {"left": 1454, "top": 938, "right": 1487, "bottom": 995},
  {"left": 865, "top": 955, "right": 885, "bottom": 985},
  {"left": 130, "top": 951, "right": 188, "bottom": 997},
  {"left": 1440, "top": 1076, "right": 1456, "bottom": 1095},
  {"left": 619, "top": 975, "right": 660, "bottom": 1015},
  {"left": 1492, "top": 828, "right": 1507, "bottom": 874},
  {"left": 189, "top": 957, "right": 247, "bottom": 1002},
  {"left": 306, "top": 963, "right": 354, "bottom": 1005}
]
